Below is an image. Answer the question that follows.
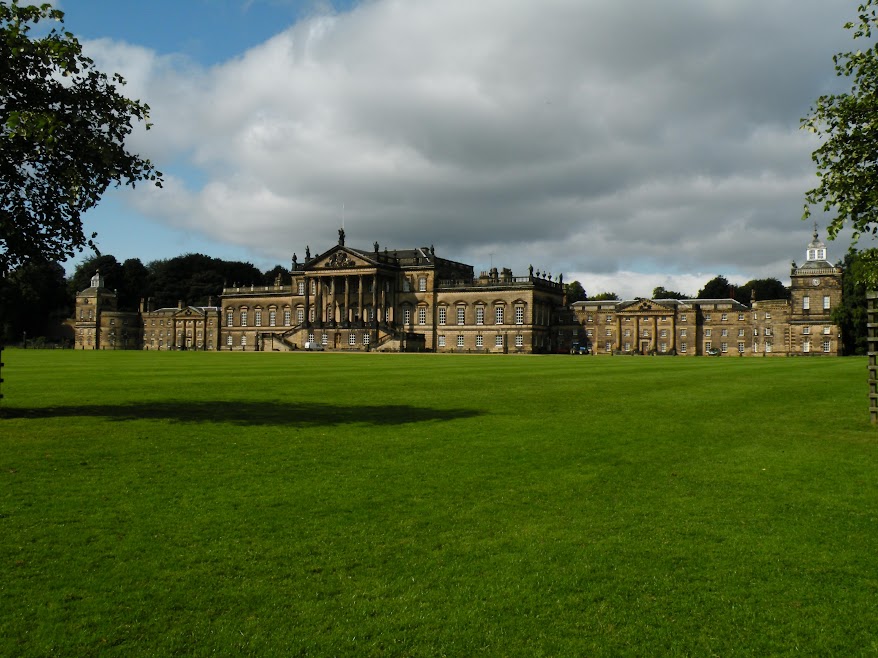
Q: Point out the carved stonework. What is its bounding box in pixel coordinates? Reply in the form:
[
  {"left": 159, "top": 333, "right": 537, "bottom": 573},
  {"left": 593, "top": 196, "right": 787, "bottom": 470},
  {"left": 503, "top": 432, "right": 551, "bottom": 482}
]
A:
[{"left": 325, "top": 252, "right": 356, "bottom": 268}]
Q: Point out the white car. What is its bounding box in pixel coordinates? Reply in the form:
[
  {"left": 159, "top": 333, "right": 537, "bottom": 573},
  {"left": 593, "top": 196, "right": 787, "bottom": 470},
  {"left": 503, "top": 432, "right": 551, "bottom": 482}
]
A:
[{"left": 304, "top": 341, "right": 324, "bottom": 351}]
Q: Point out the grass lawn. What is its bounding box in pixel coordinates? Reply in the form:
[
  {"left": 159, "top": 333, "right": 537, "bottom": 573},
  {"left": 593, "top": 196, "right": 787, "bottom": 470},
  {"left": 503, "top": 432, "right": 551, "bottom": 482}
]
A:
[{"left": 1, "top": 350, "right": 877, "bottom": 656}]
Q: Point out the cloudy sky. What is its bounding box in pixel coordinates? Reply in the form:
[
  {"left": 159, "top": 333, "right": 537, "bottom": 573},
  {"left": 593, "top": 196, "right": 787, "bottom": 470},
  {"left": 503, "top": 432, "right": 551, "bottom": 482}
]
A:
[{"left": 56, "top": 0, "right": 862, "bottom": 298}]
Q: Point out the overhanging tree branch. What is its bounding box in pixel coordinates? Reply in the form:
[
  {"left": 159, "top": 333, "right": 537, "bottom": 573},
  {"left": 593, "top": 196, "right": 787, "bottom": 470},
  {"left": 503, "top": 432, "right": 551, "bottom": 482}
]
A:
[{"left": 0, "top": 0, "right": 162, "bottom": 274}]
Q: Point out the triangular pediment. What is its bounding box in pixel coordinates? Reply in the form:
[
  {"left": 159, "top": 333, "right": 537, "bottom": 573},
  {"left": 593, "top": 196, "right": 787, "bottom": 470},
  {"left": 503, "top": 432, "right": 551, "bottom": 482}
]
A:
[
  {"left": 308, "top": 246, "right": 375, "bottom": 270},
  {"left": 618, "top": 298, "right": 676, "bottom": 313},
  {"left": 174, "top": 306, "right": 207, "bottom": 318}
]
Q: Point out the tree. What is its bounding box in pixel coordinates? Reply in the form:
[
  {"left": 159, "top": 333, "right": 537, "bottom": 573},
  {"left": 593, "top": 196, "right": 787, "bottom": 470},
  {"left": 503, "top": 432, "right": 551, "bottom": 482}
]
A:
[
  {"left": 802, "top": 0, "right": 878, "bottom": 259},
  {"left": 736, "top": 278, "right": 790, "bottom": 304},
  {"left": 833, "top": 248, "right": 870, "bottom": 354},
  {"left": 697, "top": 275, "right": 733, "bottom": 299},
  {"left": 565, "top": 280, "right": 587, "bottom": 303},
  {"left": 652, "top": 286, "right": 688, "bottom": 300},
  {"left": 591, "top": 291, "right": 619, "bottom": 301},
  {"left": 263, "top": 265, "right": 290, "bottom": 286},
  {"left": 119, "top": 258, "right": 149, "bottom": 310},
  {"left": 0, "top": 259, "right": 69, "bottom": 343},
  {"left": 147, "top": 254, "right": 263, "bottom": 308},
  {"left": 0, "top": 1, "right": 162, "bottom": 274}
]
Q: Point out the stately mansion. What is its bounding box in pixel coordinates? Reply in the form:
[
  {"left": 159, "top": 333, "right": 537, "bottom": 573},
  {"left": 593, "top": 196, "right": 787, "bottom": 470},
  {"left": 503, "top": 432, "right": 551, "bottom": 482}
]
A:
[{"left": 72, "top": 228, "right": 843, "bottom": 356}]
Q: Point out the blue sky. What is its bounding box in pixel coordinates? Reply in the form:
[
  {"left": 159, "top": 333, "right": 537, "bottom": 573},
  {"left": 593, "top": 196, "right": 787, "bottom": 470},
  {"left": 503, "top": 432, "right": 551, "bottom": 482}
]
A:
[
  {"left": 50, "top": 0, "right": 861, "bottom": 298},
  {"left": 63, "top": 1, "right": 358, "bottom": 66}
]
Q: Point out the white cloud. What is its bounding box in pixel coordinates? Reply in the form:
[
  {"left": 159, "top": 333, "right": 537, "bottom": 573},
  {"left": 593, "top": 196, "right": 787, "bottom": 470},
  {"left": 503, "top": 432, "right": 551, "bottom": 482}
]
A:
[{"left": 83, "top": 0, "right": 856, "bottom": 289}]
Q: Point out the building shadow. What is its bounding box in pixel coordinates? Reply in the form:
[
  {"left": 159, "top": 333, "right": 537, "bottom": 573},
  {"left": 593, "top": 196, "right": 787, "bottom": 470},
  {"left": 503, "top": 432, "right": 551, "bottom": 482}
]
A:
[{"left": 0, "top": 401, "right": 483, "bottom": 427}]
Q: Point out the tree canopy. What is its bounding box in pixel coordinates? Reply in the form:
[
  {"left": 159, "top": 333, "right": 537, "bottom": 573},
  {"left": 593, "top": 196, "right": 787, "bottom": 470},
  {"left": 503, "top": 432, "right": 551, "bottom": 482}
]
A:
[
  {"left": 565, "top": 280, "right": 587, "bottom": 303},
  {"left": 832, "top": 248, "right": 869, "bottom": 354},
  {"left": 652, "top": 286, "right": 689, "bottom": 300},
  {"left": 0, "top": 1, "right": 162, "bottom": 274},
  {"left": 144, "top": 254, "right": 265, "bottom": 309},
  {"left": 736, "top": 278, "right": 790, "bottom": 303},
  {"left": 0, "top": 258, "right": 69, "bottom": 343},
  {"left": 590, "top": 291, "right": 619, "bottom": 301},
  {"left": 697, "top": 275, "right": 733, "bottom": 299},
  {"left": 802, "top": 0, "right": 878, "bottom": 250}
]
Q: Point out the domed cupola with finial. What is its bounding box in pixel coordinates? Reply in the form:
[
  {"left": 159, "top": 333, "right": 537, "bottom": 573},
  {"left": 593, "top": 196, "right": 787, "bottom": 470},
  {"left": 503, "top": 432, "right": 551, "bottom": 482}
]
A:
[
  {"left": 90, "top": 270, "right": 105, "bottom": 290},
  {"left": 803, "top": 223, "right": 829, "bottom": 267}
]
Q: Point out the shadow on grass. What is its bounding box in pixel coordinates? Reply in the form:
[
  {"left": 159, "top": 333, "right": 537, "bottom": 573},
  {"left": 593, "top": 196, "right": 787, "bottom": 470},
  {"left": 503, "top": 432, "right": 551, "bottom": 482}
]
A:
[{"left": 0, "top": 400, "right": 483, "bottom": 427}]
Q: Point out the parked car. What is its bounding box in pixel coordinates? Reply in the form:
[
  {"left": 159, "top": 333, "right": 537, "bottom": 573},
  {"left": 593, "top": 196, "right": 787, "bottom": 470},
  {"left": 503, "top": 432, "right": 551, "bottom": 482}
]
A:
[
  {"left": 706, "top": 347, "right": 721, "bottom": 356},
  {"left": 304, "top": 341, "right": 324, "bottom": 351}
]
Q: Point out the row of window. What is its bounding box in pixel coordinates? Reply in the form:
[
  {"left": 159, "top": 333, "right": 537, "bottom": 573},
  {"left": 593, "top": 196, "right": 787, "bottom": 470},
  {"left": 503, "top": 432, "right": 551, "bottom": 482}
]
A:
[
  {"left": 296, "top": 279, "right": 384, "bottom": 295},
  {"left": 584, "top": 309, "right": 823, "bottom": 324},
  {"left": 701, "top": 340, "right": 832, "bottom": 354},
  {"left": 226, "top": 308, "right": 294, "bottom": 327},
  {"left": 148, "top": 318, "right": 214, "bottom": 327},
  {"left": 401, "top": 277, "right": 429, "bottom": 292},
  {"left": 802, "top": 296, "right": 831, "bottom": 311},
  {"left": 436, "top": 305, "right": 525, "bottom": 326},
  {"left": 595, "top": 339, "right": 832, "bottom": 354},
  {"left": 436, "top": 334, "right": 525, "bottom": 349},
  {"left": 223, "top": 303, "right": 529, "bottom": 327},
  {"left": 146, "top": 330, "right": 210, "bottom": 338},
  {"left": 588, "top": 326, "right": 832, "bottom": 339},
  {"left": 588, "top": 314, "right": 688, "bottom": 323},
  {"left": 299, "top": 332, "right": 373, "bottom": 346}
]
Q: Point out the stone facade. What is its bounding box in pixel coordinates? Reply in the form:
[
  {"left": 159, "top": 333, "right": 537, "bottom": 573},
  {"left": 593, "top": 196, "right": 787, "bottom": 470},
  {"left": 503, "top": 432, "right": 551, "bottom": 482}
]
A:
[
  {"left": 571, "top": 228, "right": 843, "bottom": 356},
  {"left": 218, "top": 233, "right": 570, "bottom": 353},
  {"left": 141, "top": 302, "right": 221, "bottom": 351},
  {"left": 71, "top": 228, "right": 844, "bottom": 356}
]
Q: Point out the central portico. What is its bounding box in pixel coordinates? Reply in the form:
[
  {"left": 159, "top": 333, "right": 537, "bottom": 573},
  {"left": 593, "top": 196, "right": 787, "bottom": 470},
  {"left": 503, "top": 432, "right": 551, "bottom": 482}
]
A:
[{"left": 299, "top": 235, "right": 408, "bottom": 330}]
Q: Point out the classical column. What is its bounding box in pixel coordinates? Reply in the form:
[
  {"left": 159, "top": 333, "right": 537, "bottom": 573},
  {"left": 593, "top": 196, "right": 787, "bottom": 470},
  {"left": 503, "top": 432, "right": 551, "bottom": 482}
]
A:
[
  {"left": 343, "top": 276, "right": 350, "bottom": 325},
  {"left": 652, "top": 316, "right": 658, "bottom": 352},
  {"left": 388, "top": 280, "right": 395, "bottom": 324},
  {"left": 372, "top": 273, "right": 379, "bottom": 325},
  {"left": 616, "top": 315, "right": 623, "bottom": 352},
  {"left": 330, "top": 277, "right": 336, "bottom": 325},
  {"left": 670, "top": 315, "right": 676, "bottom": 353},
  {"left": 304, "top": 276, "right": 311, "bottom": 327},
  {"left": 358, "top": 274, "right": 364, "bottom": 324},
  {"left": 316, "top": 277, "right": 324, "bottom": 327}
]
